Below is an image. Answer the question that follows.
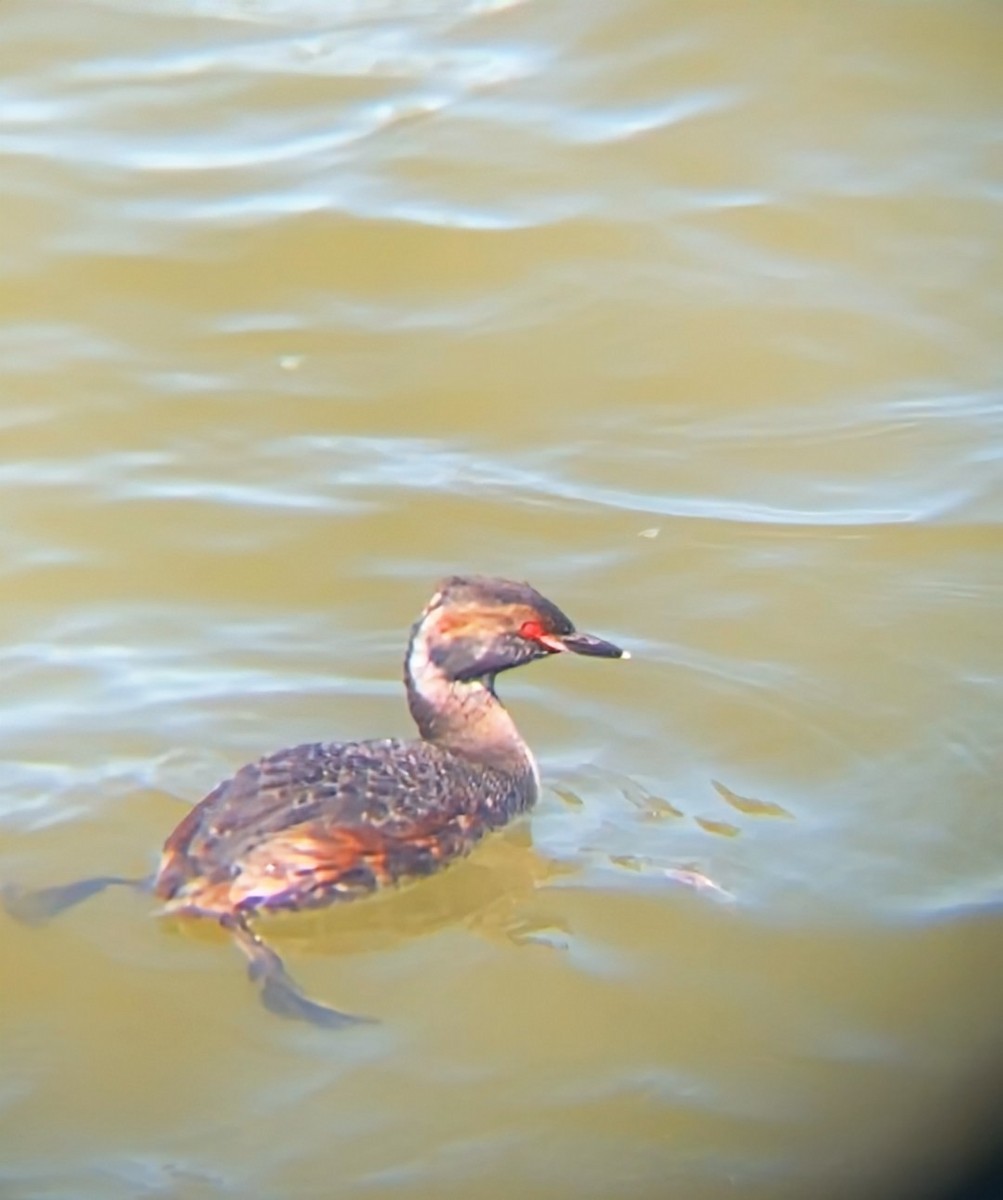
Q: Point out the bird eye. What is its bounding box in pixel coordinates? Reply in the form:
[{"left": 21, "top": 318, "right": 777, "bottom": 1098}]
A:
[{"left": 519, "top": 619, "right": 545, "bottom": 640}]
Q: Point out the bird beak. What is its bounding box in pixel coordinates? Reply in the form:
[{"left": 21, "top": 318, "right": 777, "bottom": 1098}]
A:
[{"left": 538, "top": 631, "right": 630, "bottom": 659}]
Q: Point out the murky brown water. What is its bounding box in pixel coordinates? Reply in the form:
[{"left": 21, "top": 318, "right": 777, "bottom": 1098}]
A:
[{"left": 1, "top": 1, "right": 1001, "bottom": 1197}]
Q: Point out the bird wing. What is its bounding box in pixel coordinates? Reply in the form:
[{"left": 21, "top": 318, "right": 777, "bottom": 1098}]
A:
[{"left": 155, "top": 738, "right": 491, "bottom": 914}]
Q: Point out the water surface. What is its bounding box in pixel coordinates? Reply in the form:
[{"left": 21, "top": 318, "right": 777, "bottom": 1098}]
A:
[{"left": 1, "top": 2, "right": 1001, "bottom": 1198}]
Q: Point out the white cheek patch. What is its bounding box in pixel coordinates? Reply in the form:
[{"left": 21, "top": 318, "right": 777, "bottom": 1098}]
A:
[
  {"left": 407, "top": 620, "right": 434, "bottom": 686},
  {"left": 407, "top": 618, "right": 454, "bottom": 709}
]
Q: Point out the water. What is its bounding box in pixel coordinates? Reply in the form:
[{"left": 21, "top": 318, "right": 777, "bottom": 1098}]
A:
[{"left": 1, "top": 1, "right": 1001, "bottom": 1197}]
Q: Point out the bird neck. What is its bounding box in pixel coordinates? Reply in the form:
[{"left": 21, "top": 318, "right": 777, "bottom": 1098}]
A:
[{"left": 404, "top": 617, "right": 539, "bottom": 786}]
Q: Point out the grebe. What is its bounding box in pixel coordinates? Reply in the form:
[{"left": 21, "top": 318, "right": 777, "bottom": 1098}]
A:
[{"left": 5, "top": 576, "right": 628, "bottom": 1027}]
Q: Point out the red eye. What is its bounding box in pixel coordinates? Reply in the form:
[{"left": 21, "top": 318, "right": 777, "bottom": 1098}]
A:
[{"left": 519, "top": 619, "right": 545, "bottom": 640}]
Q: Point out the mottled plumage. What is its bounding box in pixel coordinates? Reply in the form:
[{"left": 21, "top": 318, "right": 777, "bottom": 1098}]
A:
[
  {"left": 5, "top": 575, "right": 627, "bottom": 1028},
  {"left": 157, "top": 737, "right": 535, "bottom": 917}
]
